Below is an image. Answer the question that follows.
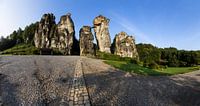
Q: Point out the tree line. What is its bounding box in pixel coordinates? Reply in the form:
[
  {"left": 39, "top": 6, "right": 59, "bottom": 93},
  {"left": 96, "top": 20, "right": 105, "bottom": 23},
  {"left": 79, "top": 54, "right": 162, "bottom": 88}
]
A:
[
  {"left": 136, "top": 43, "right": 200, "bottom": 68},
  {"left": 0, "top": 22, "right": 38, "bottom": 51}
]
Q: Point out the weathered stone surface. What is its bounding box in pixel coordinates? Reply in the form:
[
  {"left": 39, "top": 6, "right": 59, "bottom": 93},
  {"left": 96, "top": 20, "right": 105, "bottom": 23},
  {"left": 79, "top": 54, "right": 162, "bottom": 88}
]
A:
[
  {"left": 79, "top": 26, "right": 95, "bottom": 56},
  {"left": 34, "top": 13, "right": 56, "bottom": 48},
  {"left": 93, "top": 15, "right": 111, "bottom": 53},
  {"left": 57, "top": 13, "right": 75, "bottom": 55},
  {"left": 112, "top": 32, "right": 139, "bottom": 59},
  {"left": 34, "top": 13, "right": 77, "bottom": 55}
]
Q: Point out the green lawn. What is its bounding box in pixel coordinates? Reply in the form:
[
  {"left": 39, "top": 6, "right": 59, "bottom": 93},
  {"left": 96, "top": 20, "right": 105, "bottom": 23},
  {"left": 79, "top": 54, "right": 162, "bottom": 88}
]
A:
[
  {"left": 161, "top": 67, "right": 199, "bottom": 75},
  {"left": 104, "top": 60, "right": 200, "bottom": 76}
]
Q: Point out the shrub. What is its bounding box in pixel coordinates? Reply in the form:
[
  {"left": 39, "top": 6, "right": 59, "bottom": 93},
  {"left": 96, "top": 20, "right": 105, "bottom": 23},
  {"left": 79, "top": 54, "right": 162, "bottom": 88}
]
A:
[
  {"left": 96, "top": 51, "right": 139, "bottom": 64},
  {"left": 149, "top": 62, "right": 160, "bottom": 69}
]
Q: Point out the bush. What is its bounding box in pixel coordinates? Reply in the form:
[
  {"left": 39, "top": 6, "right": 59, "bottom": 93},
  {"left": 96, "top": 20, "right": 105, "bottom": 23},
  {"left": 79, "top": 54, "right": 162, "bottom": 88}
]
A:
[
  {"left": 159, "top": 65, "right": 168, "bottom": 70},
  {"left": 53, "top": 49, "right": 63, "bottom": 55},
  {"left": 149, "top": 62, "right": 160, "bottom": 69},
  {"left": 143, "top": 61, "right": 149, "bottom": 67},
  {"left": 96, "top": 51, "right": 139, "bottom": 64}
]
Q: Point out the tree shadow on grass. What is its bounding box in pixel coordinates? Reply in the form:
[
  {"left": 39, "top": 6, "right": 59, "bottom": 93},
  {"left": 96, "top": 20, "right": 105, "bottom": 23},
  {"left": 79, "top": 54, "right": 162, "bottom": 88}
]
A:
[{"left": 83, "top": 67, "right": 200, "bottom": 106}]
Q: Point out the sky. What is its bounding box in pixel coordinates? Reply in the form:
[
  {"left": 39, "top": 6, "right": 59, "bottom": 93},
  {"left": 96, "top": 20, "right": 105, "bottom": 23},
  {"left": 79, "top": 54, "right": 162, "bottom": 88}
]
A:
[{"left": 0, "top": 0, "right": 200, "bottom": 50}]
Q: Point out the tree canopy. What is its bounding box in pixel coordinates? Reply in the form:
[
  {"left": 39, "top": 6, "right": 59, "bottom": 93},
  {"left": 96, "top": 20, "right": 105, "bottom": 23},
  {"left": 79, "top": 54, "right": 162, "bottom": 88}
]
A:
[{"left": 136, "top": 43, "right": 200, "bottom": 67}]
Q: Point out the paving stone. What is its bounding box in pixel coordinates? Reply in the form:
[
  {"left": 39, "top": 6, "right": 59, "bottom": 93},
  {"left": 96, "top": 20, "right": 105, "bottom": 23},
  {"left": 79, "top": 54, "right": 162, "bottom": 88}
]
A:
[{"left": 67, "top": 59, "right": 91, "bottom": 106}]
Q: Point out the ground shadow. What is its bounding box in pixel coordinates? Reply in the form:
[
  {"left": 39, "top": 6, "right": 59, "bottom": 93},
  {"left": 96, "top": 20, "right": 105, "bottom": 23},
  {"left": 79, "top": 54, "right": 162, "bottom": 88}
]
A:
[
  {"left": 0, "top": 73, "right": 20, "bottom": 105},
  {"left": 83, "top": 67, "right": 200, "bottom": 106}
]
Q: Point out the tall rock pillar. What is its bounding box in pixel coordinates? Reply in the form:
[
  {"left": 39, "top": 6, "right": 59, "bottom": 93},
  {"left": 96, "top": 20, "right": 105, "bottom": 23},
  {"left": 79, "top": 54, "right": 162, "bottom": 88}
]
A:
[
  {"left": 79, "top": 26, "right": 95, "bottom": 56},
  {"left": 34, "top": 13, "right": 56, "bottom": 48},
  {"left": 57, "top": 13, "right": 75, "bottom": 55},
  {"left": 93, "top": 15, "right": 111, "bottom": 53}
]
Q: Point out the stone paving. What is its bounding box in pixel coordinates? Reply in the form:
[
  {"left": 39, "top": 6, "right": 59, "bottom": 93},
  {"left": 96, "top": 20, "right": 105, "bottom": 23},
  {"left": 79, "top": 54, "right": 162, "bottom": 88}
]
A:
[
  {"left": 82, "top": 57, "right": 200, "bottom": 106},
  {"left": 0, "top": 56, "right": 78, "bottom": 105},
  {"left": 0, "top": 56, "right": 200, "bottom": 106},
  {"left": 68, "top": 58, "right": 91, "bottom": 106},
  {"left": 0, "top": 95, "right": 2, "bottom": 106}
]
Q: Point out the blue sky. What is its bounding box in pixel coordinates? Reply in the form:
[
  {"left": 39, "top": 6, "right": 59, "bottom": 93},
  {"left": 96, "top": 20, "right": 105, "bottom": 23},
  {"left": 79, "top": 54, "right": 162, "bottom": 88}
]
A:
[{"left": 0, "top": 0, "right": 200, "bottom": 50}]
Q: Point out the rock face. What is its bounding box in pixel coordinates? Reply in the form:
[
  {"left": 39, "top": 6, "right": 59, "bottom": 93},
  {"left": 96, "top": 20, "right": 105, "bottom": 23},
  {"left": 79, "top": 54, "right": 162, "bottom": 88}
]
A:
[
  {"left": 34, "top": 13, "right": 56, "bottom": 48},
  {"left": 34, "top": 13, "right": 77, "bottom": 55},
  {"left": 93, "top": 15, "right": 111, "bottom": 53},
  {"left": 57, "top": 13, "right": 75, "bottom": 55},
  {"left": 79, "top": 26, "right": 95, "bottom": 56},
  {"left": 112, "top": 32, "right": 139, "bottom": 59}
]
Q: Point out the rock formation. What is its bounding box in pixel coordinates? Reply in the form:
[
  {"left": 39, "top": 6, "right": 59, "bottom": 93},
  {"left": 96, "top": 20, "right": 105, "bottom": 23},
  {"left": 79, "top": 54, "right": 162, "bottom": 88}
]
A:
[
  {"left": 79, "top": 26, "right": 95, "bottom": 56},
  {"left": 93, "top": 15, "right": 111, "bottom": 53},
  {"left": 34, "top": 13, "right": 140, "bottom": 57},
  {"left": 57, "top": 13, "right": 75, "bottom": 55},
  {"left": 34, "top": 13, "right": 77, "bottom": 55},
  {"left": 112, "top": 32, "right": 139, "bottom": 59},
  {"left": 34, "top": 13, "right": 56, "bottom": 48}
]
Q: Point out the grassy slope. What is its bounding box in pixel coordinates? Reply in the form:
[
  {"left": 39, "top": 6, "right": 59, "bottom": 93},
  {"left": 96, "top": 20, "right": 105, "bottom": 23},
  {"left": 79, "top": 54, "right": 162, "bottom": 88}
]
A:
[
  {"left": 104, "top": 60, "right": 200, "bottom": 76},
  {"left": 0, "top": 44, "right": 39, "bottom": 55}
]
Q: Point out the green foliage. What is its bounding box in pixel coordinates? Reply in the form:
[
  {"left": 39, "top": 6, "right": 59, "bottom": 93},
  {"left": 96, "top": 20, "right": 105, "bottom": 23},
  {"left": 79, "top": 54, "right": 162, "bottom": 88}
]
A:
[
  {"left": 52, "top": 49, "right": 63, "bottom": 55},
  {"left": 0, "top": 22, "right": 38, "bottom": 52},
  {"left": 23, "top": 22, "right": 39, "bottom": 44},
  {"left": 96, "top": 51, "right": 138, "bottom": 63},
  {"left": 160, "top": 48, "right": 199, "bottom": 67},
  {"left": 104, "top": 60, "right": 199, "bottom": 76},
  {"left": 0, "top": 36, "right": 16, "bottom": 51},
  {"left": 148, "top": 62, "right": 160, "bottom": 69},
  {"left": 0, "top": 44, "right": 39, "bottom": 55},
  {"left": 136, "top": 43, "right": 161, "bottom": 64},
  {"left": 136, "top": 43, "right": 200, "bottom": 67},
  {"left": 104, "top": 60, "right": 169, "bottom": 76}
]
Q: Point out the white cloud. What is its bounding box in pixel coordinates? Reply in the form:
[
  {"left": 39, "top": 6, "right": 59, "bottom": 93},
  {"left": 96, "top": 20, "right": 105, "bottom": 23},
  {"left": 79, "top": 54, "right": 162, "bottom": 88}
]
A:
[{"left": 111, "top": 12, "right": 154, "bottom": 44}]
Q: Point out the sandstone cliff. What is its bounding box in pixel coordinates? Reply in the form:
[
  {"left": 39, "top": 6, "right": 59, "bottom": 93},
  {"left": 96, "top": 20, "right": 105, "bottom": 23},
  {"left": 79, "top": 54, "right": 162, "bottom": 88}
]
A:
[
  {"left": 93, "top": 15, "right": 111, "bottom": 53},
  {"left": 34, "top": 13, "right": 78, "bottom": 55},
  {"left": 79, "top": 26, "right": 95, "bottom": 56},
  {"left": 57, "top": 13, "right": 75, "bottom": 55},
  {"left": 112, "top": 32, "right": 139, "bottom": 59},
  {"left": 34, "top": 13, "right": 57, "bottom": 48}
]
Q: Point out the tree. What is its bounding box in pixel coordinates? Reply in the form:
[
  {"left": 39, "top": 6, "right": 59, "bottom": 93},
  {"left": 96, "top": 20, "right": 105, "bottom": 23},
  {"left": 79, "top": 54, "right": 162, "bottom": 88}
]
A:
[
  {"left": 23, "top": 22, "right": 38, "bottom": 44},
  {"left": 136, "top": 43, "right": 161, "bottom": 66},
  {"left": 0, "top": 36, "right": 15, "bottom": 51}
]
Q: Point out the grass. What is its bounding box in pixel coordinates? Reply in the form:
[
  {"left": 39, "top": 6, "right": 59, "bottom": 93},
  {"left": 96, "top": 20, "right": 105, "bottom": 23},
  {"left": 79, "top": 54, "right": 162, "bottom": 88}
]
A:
[
  {"left": 104, "top": 60, "right": 200, "bottom": 76},
  {"left": 0, "top": 44, "right": 39, "bottom": 55},
  {"left": 96, "top": 51, "right": 138, "bottom": 63},
  {"left": 161, "top": 67, "right": 200, "bottom": 75}
]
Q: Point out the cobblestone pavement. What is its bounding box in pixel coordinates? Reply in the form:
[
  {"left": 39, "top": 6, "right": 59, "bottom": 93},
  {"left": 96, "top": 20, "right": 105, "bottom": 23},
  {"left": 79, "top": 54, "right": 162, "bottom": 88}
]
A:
[
  {"left": 0, "top": 56, "right": 200, "bottom": 106},
  {"left": 68, "top": 59, "right": 90, "bottom": 106},
  {"left": 0, "top": 56, "right": 78, "bottom": 105},
  {"left": 82, "top": 58, "right": 200, "bottom": 106}
]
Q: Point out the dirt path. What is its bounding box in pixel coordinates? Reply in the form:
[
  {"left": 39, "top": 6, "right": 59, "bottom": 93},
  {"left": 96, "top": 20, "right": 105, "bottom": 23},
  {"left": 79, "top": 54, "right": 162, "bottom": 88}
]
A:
[{"left": 0, "top": 56, "right": 200, "bottom": 106}]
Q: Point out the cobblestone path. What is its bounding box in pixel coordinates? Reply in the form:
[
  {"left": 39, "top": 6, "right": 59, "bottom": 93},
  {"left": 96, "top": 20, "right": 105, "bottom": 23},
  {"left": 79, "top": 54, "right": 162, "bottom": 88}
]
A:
[
  {"left": 0, "top": 56, "right": 200, "bottom": 106},
  {"left": 68, "top": 59, "right": 91, "bottom": 106},
  {"left": 82, "top": 57, "right": 200, "bottom": 106}
]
